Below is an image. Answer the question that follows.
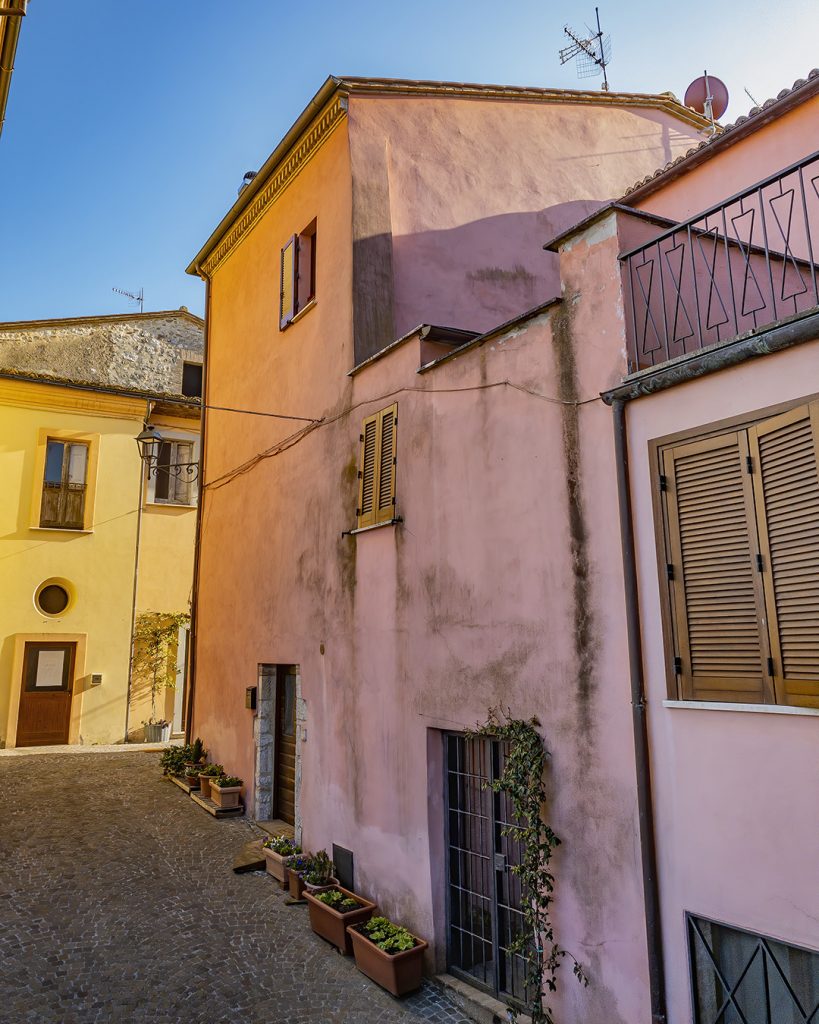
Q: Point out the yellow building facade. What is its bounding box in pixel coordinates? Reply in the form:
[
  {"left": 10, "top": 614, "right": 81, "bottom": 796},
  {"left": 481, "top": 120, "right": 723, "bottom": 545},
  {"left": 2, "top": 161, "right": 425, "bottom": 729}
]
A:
[{"left": 0, "top": 311, "right": 202, "bottom": 747}]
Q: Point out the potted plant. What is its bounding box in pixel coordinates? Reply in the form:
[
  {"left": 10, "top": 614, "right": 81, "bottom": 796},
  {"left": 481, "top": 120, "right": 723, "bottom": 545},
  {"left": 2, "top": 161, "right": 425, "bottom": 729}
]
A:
[
  {"left": 183, "top": 763, "right": 201, "bottom": 788},
  {"left": 347, "top": 916, "right": 428, "bottom": 996},
  {"left": 210, "top": 775, "right": 243, "bottom": 809},
  {"left": 144, "top": 719, "right": 171, "bottom": 743},
  {"left": 262, "top": 835, "right": 301, "bottom": 886},
  {"left": 197, "top": 763, "right": 223, "bottom": 800},
  {"left": 159, "top": 744, "right": 190, "bottom": 777},
  {"left": 184, "top": 737, "right": 207, "bottom": 771},
  {"left": 303, "top": 885, "right": 376, "bottom": 955},
  {"left": 132, "top": 611, "right": 189, "bottom": 743},
  {"left": 300, "top": 850, "right": 338, "bottom": 892},
  {"left": 287, "top": 853, "right": 312, "bottom": 899}
]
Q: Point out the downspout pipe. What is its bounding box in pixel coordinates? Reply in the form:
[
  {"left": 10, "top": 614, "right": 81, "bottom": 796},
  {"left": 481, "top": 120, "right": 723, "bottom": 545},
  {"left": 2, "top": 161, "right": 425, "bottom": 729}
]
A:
[
  {"left": 124, "top": 399, "right": 151, "bottom": 742},
  {"left": 185, "top": 269, "right": 210, "bottom": 742},
  {"left": 0, "top": 0, "right": 27, "bottom": 140},
  {"left": 611, "top": 397, "right": 667, "bottom": 1024}
]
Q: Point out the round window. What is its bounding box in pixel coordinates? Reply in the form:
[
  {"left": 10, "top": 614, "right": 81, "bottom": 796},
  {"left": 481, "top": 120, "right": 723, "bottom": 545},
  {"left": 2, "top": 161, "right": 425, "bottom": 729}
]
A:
[{"left": 36, "top": 583, "right": 70, "bottom": 615}]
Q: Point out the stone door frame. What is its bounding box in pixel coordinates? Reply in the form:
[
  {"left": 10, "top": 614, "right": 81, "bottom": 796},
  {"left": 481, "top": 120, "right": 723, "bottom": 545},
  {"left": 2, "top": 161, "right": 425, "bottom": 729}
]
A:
[{"left": 253, "top": 663, "right": 303, "bottom": 843}]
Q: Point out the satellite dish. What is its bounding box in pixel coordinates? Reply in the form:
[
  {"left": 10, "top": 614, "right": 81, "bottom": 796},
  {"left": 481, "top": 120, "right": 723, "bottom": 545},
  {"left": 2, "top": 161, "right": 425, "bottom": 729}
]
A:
[{"left": 685, "top": 72, "right": 729, "bottom": 121}]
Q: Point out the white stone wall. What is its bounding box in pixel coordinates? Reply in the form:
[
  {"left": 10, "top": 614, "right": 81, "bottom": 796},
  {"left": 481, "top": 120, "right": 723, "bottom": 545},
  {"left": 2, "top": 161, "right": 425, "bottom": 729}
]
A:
[{"left": 0, "top": 312, "right": 204, "bottom": 394}]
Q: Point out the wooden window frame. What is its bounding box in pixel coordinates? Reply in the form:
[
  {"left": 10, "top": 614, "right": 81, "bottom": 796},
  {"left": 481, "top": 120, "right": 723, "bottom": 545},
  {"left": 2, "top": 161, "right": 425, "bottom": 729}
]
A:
[
  {"left": 279, "top": 219, "right": 317, "bottom": 331},
  {"left": 144, "top": 432, "right": 200, "bottom": 508},
  {"left": 356, "top": 404, "right": 398, "bottom": 529},
  {"left": 650, "top": 393, "right": 819, "bottom": 709},
  {"left": 30, "top": 429, "right": 99, "bottom": 533}
]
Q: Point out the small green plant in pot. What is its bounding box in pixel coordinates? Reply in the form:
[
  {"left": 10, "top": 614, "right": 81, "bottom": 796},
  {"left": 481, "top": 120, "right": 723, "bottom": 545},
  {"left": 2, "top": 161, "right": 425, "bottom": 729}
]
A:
[
  {"left": 348, "top": 915, "right": 428, "bottom": 996},
  {"left": 197, "top": 763, "right": 223, "bottom": 800},
  {"left": 210, "top": 775, "right": 243, "bottom": 809},
  {"left": 261, "top": 835, "right": 302, "bottom": 887},
  {"left": 184, "top": 737, "right": 207, "bottom": 769},
  {"left": 159, "top": 744, "right": 192, "bottom": 777},
  {"left": 304, "top": 885, "right": 376, "bottom": 955}
]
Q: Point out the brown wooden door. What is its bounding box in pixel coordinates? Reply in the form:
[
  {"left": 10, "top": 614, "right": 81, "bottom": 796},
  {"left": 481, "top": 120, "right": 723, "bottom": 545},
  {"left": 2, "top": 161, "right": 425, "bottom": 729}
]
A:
[
  {"left": 274, "top": 666, "right": 297, "bottom": 824},
  {"left": 16, "top": 642, "right": 76, "bottom": 747}
]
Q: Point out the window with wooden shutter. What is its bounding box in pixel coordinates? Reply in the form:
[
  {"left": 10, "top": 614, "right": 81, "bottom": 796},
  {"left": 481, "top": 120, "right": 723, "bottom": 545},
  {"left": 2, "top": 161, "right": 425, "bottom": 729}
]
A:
[
  {"left": 662, "top": 432, "right": 771, "bottom": 703},
  {"left": 279, "top": 220, "right": 317, "bottom": 330},
  {"left": 148, "top": 439, "right": 199, "bottom": 507},
  {"left": 660, "top": 399, "right": 819, "bottom": 709},
  {"left": 280, "top": 235, "right": 297, "bottom": 330},
  {"left": 40, "top": 440, "right": 89, "bottom": 529},
  {"left": 749, "top": 403, "right": 819, "bottom": 708},
  {"left": 356, "top": 404, "right": 398, "bottom": 529}
]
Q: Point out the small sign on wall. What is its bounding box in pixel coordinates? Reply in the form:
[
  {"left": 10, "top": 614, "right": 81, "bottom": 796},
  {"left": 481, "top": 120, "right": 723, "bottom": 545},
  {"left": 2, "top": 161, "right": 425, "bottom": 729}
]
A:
[{"left": 245, "top": 686, "right": 257, "bottom": 710}]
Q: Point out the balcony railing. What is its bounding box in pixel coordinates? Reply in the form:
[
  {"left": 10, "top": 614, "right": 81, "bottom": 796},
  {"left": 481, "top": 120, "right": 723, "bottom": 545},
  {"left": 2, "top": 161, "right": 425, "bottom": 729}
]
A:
[{"left": 621, "top": 151, "right": 819, "bottom": 372}]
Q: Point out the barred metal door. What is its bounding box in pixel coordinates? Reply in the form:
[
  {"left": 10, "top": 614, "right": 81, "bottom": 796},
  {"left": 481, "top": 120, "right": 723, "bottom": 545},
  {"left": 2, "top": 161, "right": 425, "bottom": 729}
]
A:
[{"left": 445, "top": 733, "right": 529, "bottom": 1005}]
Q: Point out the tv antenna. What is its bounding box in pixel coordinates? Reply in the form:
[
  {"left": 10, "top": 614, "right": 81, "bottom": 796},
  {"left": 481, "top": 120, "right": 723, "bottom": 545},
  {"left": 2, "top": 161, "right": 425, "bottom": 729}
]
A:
[
  {"left": 744, "top": 86, "right": 761, "bottom": 108},
  {"left": 559, "top": 7, "right": 611, "bottom": 92},
  {"left": 112, "top": 286, "right": 144, "bottom": 313}
]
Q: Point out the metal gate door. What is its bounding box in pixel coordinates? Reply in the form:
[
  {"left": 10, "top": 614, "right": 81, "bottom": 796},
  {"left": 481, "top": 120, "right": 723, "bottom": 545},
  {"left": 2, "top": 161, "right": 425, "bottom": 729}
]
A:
[{"left": 445, "top": 733, "right": 529, "bottom": 1006}]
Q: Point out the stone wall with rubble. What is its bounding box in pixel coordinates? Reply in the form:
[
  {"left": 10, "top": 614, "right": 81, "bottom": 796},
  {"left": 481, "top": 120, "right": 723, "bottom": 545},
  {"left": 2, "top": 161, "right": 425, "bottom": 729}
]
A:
[{"left": 0, "top": 311, "right": 204, "bottom": 394}]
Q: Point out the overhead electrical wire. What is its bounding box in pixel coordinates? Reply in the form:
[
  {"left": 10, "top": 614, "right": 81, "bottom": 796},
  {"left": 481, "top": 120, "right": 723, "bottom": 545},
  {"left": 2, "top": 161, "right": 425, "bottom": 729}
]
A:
[{"left": 202, "top": 379, "right": 601, "bottom": 492}]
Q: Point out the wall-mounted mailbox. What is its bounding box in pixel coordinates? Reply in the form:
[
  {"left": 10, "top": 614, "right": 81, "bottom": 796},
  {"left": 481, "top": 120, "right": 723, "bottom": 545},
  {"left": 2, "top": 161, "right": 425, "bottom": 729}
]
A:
[
  {"left": 90, "top": 673, "right": 103, "bottom": 687},
  {"left": 245, "top": 685, "right": 257, "bottom": 710}
]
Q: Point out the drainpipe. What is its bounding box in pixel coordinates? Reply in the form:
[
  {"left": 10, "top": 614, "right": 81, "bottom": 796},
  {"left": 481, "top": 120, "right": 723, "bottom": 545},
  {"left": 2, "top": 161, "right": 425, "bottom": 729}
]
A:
[
  {"left": 124, "top": 399, "right": 150, "bottom": 742},
  {"left": 185, "top": 269, "right": 210, "bottom": 742},
  {"left": 611, "top": 398, "right": 667, "bottom": 1024},
  {"left": 0, "top": 0, "right": 27, "bottom": 140}
]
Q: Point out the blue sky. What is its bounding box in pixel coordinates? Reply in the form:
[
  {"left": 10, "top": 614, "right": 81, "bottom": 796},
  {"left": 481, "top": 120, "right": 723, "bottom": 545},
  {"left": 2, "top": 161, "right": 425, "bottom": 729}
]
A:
[{"left": 1, "top": 0, "right": 817, "bottom": 321}]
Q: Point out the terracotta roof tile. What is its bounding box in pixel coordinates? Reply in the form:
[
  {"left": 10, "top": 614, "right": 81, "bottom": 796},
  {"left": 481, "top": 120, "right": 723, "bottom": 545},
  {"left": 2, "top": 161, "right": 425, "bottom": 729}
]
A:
[{"left": 622, "top": 69, "right": 819, "bottom": 200}]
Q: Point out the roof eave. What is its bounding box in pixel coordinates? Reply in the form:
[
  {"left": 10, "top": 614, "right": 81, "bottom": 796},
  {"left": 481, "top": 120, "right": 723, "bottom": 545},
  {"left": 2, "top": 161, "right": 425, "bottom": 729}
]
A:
[
  {"left": 186, "top": 75, "right": 343, "bottom": 277},
  {"left": 186, "top": 76, "right": 711, "bottom": 277},
  {"left": 624, "top": 71, "right": 819, "bottom": 205}
]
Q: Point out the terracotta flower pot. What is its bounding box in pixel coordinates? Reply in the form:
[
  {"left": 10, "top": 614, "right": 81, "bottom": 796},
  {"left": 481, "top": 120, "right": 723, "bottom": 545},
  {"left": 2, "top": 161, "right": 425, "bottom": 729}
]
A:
[
  {"left": 289, "top": 870, "right": 306, "bottom": 900},
  {"left": 347, "top": 925, "right": 428, "bottom": 996},
  {"left": 303, "top": 886, "right": 377, "bottom": 955},
  {"left": 198, "top": 775, "right": 212, "bottom": 799},
  {"left": 210, "top": 784, "right": 242, "bottom": 809},
  {"left": 262, "top": 847, "right": 293, "bottom": 888},
  {"left": 184, "top": 770, "right": 200, "bottom": 789}
]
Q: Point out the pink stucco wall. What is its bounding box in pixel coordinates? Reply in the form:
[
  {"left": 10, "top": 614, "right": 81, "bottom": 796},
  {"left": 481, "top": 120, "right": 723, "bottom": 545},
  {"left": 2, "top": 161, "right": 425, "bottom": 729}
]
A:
[
  {"left": 347, "top": 92, "right": 704, "bottom": 340},
  {"left": 600, "top": 90, "right": 819, "bottom": 1020},
  {"left": 190, "top": 86, "right": 716, "bottom": 1021},
  {"left": 625, "top": 344, "right": 819, "bottom": 1023},
  {"left": 193, "top": 83, "right": 819, "bottom": 1022}
]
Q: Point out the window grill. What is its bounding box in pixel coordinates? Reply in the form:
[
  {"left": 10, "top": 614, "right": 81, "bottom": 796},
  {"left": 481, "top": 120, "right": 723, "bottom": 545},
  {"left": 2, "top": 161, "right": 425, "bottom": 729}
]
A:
[
  {"left": 687, "top": 914, "right": 819, "bottom": 1024},
  {"left": 445, "top": 733, "right": 529, "bottom": 1007}
]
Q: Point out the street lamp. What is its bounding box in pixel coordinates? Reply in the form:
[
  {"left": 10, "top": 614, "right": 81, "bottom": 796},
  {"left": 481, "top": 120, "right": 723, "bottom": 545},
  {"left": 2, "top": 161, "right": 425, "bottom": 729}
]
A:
[
  {"left": 135, "top": 423, "right": 199, "bottom": 482},
  {"left": 135, "top": 423, "right": 164, "bottom": 463}
]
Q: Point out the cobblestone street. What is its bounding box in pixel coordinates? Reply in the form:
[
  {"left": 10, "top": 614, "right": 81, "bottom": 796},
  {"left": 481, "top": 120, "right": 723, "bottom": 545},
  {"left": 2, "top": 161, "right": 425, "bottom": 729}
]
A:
[{"left": 0, "top": 752, "right": 472, "bottom": 1024}]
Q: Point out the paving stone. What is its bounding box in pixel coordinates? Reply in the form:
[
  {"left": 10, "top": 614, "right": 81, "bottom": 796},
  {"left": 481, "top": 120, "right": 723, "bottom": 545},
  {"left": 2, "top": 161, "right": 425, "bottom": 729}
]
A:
[{"left": 0, "top": 751, "right": 472, "bottom": 1023}]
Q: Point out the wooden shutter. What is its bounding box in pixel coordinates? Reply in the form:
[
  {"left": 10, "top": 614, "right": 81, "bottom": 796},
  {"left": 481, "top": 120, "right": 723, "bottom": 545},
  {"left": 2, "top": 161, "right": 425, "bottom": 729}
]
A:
[
  {"left": 172, "top": 442, "right": 194, "bottom": 505},
  {"left": 749, "top": 402, "right": 819, "bottom": 708},
  {"left": 40, "top": 440, "right": 87, "bottom": 529},
  {"left": 663, "top": 431, "right": 771, "bottom": 702},
  {"left": 357, "top": 414, "right": 378, "bottom": 528},
  {"left": 376, "top": 405, "right": 397, "bottom": 523},
  {"left": 280, "top": 235, "right": 297, "bottom": 329}
]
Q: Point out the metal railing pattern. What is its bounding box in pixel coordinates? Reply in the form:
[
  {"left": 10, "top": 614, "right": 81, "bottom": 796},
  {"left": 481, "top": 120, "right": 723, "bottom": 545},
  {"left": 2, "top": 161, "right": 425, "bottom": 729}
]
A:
[{"left": 621, "top": 151, "right": 819, "bottom": 372}]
